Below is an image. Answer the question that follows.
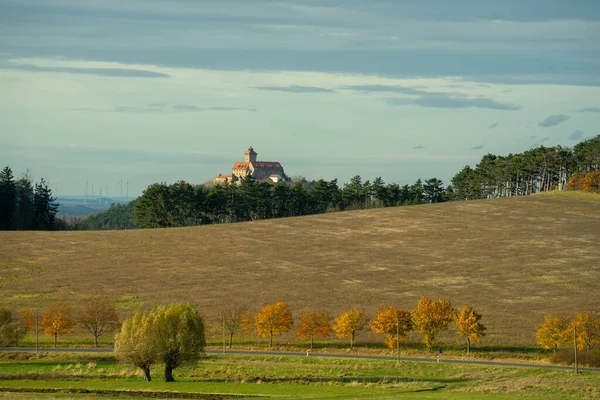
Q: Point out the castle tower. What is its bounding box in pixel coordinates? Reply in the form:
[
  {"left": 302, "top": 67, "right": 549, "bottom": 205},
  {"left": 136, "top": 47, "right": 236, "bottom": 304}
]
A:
[{"left": 244, "top": 146, "right": 257, "bottom": 163}]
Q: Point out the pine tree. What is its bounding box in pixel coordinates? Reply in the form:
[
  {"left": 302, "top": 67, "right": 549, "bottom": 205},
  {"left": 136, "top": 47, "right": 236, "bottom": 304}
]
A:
[
  {"left": 0, "top": 166, "right": 16, "bottom": 230},
  {"left": 34, "top": 178, "right": 58, "bottom": 230}
]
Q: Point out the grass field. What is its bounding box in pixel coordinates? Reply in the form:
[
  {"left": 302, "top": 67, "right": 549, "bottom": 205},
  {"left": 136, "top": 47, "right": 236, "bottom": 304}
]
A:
[
  {"left": 1, "top": 191, "right": 599, "bottom": 348},
  {"left": 1, "top": 352, "right": 599, "bottom": 399}
]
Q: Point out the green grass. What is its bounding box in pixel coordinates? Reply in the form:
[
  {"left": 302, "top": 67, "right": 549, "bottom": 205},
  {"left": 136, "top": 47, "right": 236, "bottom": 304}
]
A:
[{"left": 0, "top": 352, "right": 598, "bottom": 399}]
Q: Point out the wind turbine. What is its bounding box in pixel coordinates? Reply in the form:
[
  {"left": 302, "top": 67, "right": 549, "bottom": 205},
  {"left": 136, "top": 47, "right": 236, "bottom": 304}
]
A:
[
  {"left": 117, "top": 177, "right": 124, "bottom": 200},
  {"left": 126, "top": 181, "right": 130, "bottom": 199}
]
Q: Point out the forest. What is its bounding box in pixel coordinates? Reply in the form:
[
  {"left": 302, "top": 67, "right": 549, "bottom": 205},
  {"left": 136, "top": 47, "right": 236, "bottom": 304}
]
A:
[{"left": 1, "top": 135, "right": 598, "bottom": 230}]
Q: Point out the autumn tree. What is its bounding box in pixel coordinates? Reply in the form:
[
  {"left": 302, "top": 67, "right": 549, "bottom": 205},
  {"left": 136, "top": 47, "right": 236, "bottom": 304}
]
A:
[
  {"left": 571, "top": 312, "right": 600, "bottom": 359},
  {"left": 333, "top": 308, "right": 368, "bottom": 350},
  {"left": 115, "top": 310, "right": 157, "bottom": 381},
  {"left": 296, "top": 311, "right": 332, "bottom": 350},
  {"left": 580, "top": 170, "right": 600, "bottom": 192},
  {"left": 218, "top": 305, "right": 253, "bottom": 349},
  {"left": 370, "top": 306, "right": 412, "bottom": 350},
  {"left": 455, "top": 305, "right": 486, "bottom": 354},
  {"left": 255, "top": 301, "right": 293, "bottom": 348},
  {"left": 411, "top": 296, "right": 456, "bottom": 351},
  {"left": 536, "top": 314, "right": 569, "bottom": 356},
  {"left": 41, "top": 300, "right": 75, "bottom": 347},
  {"left": 78, "top": 297, "right": 120, "bottom": 347}
]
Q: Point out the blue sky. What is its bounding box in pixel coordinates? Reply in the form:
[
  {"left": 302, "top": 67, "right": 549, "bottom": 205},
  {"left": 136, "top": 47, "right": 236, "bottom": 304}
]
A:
[{"left": 1, "top": 0, "right": 599, "bottom": 196}]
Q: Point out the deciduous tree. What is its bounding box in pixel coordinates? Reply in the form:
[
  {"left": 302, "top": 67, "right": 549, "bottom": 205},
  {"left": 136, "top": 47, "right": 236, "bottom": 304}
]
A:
[
  {"left": 0, "top": 309, "right": 28, "bottom": 347},
  {"left": 41, "top": 300, "right": 75, "bottom": 348},
  {"left": 255, "top": 301, "right": 293, "bottom": 348},
  {"left": 295, "top": 311, "right": 332, "bottom": 350},
  {"left": 152, "top": 303, "right": 206, "bottom": 382},
  {"left": 570, "top": 312, "right": 600, "bottom": 359},
  {"left": 370, "top": 306, "right": 412, "bottom": 350},
  {"left": 455, "top": 305, "right": 486, "bottom": 354},
  {"left": 536, "top": 314, "right": 569, "bottom": 356},
  {"left": 78, "top": 298, "right": 120, "bottom": 347},
  {"left": 218, "top": 305, "right": 253, "bottom": 349},
  {"left": 115, "top": 311, "right": 157, "bottom": 381},
  {"left": 333, "top": 308, "right": 368, "bottom": 350},
  {"left": 411, "top": 296, "right": 456, "bottom": 351}
]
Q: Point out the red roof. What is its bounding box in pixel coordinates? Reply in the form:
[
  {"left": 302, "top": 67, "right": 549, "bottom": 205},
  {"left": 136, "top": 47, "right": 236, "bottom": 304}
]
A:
[
  {"left": 270, "top": 174, "right": 280, "bottom": 177},
  {"left": 233, "top": 162, "right": 250, "bottom": 170}
]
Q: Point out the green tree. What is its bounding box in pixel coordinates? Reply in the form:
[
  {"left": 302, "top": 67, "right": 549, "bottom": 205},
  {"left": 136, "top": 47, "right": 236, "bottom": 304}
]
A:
[
  {"left": 0, "top": 308, "right": 29, "bottom": 347},
  {"left": 14, "top": 172, "right": 35, "bottom": 230},
  {"left": 115, "top": 311, "right": 157, "bottom": 381},
  {"left": 34, "top": 178, "right": 58, "bottom": 230},
  {"left": 0, "top": 166, "right": 16, "bottom": 230},
  {"left": 423, "top": 178, "right": 445, "bottom": 203}
]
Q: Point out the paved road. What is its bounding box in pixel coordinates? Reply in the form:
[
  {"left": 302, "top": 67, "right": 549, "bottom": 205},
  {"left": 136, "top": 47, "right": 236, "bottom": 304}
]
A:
[{"left": 2, "top": 347, "right": 598, "bottom": 373}]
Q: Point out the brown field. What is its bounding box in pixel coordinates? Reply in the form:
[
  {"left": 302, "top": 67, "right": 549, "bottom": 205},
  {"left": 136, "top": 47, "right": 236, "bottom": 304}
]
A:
[{"left": 1, "top": 191, "right": 599, "bottom": 346}]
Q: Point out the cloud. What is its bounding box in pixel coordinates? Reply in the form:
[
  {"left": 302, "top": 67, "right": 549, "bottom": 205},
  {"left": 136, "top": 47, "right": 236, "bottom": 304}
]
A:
[
  {"left": 343, "top": 84, "right": 520, "bottom": 110},
  {"left": 413, "top": 145, "right": 425, "bottom": 150},
  {"left": 568, "top": 130, "right": 584, "bottom": 140},
  {"left": 574, "top": 107, "right": 600, "bottom": 113},
  {"left": 385, "top": 96, "right": 520, "bottom": 110},
  {"left": 1, "top": 64, "right": 170, "bottom": 78},
  {"left": 488, "top": 122, "right": 498, "bottom": 129},
  {"left": 538, "top": 114, "right": 569, "bottom": 127},
  {"left": 73, "top": 104, "right": 256, "bottom": 113},
  {"left": 471, "top": 145, "right": 484, "bottom": 150},
  {"left": 254, "top": 85, "right": 335, "bottom": 93}
]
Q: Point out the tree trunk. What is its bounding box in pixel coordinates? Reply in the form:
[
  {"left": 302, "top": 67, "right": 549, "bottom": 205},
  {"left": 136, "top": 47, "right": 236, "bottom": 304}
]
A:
[
  {"left": 269, "top": 332, "right": 273, "bottom": 349},
  {"left": 141, "top": 366, "right": 152, "bottom": 382},
  {"left": 165, "top": 365, "right": 175, "bottom": 382},
  {"left": 54, "top": 333, "right": 57, "bottom": 348},
  {"left": 467, "top": 337, "right": 470, "bottom": 354},
  {"left": 229, "top": 333, "right": 233, "bottom": 349},
  {"left": 310, "top": 335, "right": 314, "bottom": 351},
  {"left": 94, "top": 335, "right": 98, "bottom": 348}
]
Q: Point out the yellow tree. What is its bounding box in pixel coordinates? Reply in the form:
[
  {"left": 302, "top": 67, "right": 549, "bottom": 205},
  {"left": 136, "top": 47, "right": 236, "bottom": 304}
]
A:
[
  {"left": 41, "top": 300, "right": 75, "bottom": 348},
  {"left": 296, "top": 311, "right": 332, "bottom": 350},
  {"left": 370, "top": 306, "right": 412, "bottom": 350},
  {"left": 411, "top": 296, "right": 456, "bottom": 351},
  {"left": 580, "top": 170, "right": 600, "bottom": 192},
  {"left": 455, "top": 305, "right": 486, "bottom": 354},
  {"left": 78, "top": 297, "right": 120, "bottom": 347},
  {"left": 535, "top": 315, "right": 569, "bottom": 356},
  {"left": 571, "top": 312, "right": 600, "bottom": 359},
  {"left": 255, "top": 301, "right": 293, "bottom": 348},
  {"left": 333, "top": 308, "right": 368, "bottom": 350},
  {"left": 115, "top": 310, "right": 157, "bottom": 381}
]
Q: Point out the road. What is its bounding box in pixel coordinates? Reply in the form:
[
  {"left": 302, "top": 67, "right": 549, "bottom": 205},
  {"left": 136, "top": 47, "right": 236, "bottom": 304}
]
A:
[{"left": 1, "top": 347, "right": 598, "bottom": 373}]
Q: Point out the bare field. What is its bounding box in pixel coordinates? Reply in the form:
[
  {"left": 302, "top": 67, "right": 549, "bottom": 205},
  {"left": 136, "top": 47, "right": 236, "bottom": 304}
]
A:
[{"left": 1, "top": 192, "right": 599, "bottom": 346}]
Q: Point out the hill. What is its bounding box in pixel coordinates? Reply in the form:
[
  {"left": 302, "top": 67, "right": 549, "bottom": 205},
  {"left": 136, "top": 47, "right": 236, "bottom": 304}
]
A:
[{"left": 1, "top": 191, "right": 599, "bottom": 346}]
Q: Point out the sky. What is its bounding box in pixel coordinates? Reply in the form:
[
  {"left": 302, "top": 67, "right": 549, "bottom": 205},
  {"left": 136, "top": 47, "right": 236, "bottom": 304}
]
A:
[{"left": 1, "top": 0, "right": 599, "bottom": 197}]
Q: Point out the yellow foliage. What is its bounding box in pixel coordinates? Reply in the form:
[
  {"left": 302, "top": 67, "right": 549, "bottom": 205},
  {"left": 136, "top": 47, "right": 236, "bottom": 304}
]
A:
[
  {"left": 411, "top": 296, "right": 456, "bottom": 350},
  {"left": 580, "top": 170, "right": 600, "bottom": 192},
  {"left": 254, "top": 301, "right": 293, "bottom": 348},
  {"left": 295, "top": 311, "right": 332, "bottom": 349},
  {"left": 535, "top": 314, "right": 569, "bottom": 353},
  {"left": 333, "top": 308, "right": 367, "bottom": 349},
  {"left": 455, "top": 305, "right": 486, "bottom": 353},
  {"left": 570, "top": 312, "right": 600, "bottom": 353},
  {"left": 370, "top": 306, "right": 412, "bottom": 349},
  {"left": 41, "top": 300, "right": 75, "bottom": 339}
]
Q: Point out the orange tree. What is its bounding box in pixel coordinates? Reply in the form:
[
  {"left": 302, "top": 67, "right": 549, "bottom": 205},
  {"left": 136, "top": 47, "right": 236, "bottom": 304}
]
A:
[
  {"left": 78, "top": 297, "right": 120, "bottom": 347},
  {"left": 571, "top": 312, "right": 600, "bottom": 359},
  {"left": 255, "top": 301, "right": 293, "bottom": 348},
  {"left": 333, "top": 308, "right": 368, "bottom": 350},
  {"left": 370, "top": 306, "right": 412, "bottom": 350},
  {"left": 455, "top": 305, "right": 486, "bottom": 354},
  {"left": 295, "top": 311, "right": 332, "bottom": 350},
  {"left": 41, "top": 300, "right": 75, "bottom": 347},
  {"left": 411, "top": 296, "right": 456, "bottom": 351}
]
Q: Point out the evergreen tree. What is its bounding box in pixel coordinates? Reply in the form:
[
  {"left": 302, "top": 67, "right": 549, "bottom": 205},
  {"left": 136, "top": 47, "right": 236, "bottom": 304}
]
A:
[
  {"left": 34, "top": 178, "right": 58, "bottom": 230},
  {"left": 14, "top": 172, "right": 35, "bottom": 230},
  {"left": 0, "top": 166, "right": 16, "bottom": 230}
]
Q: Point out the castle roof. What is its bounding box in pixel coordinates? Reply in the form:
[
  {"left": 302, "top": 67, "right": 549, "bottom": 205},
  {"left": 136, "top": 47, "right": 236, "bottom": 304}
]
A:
[
  {"left": 232, "top": 162, "right": 250, "bottom": 170},
  {"left": 253, "top": 161, "right": 283, "bottom": 170},
  {"left": 244, "top": 146, "right": 257, "bottom": 155}
]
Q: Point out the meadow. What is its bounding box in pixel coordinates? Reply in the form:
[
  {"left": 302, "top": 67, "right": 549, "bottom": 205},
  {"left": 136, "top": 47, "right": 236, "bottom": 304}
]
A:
[
  {"left": 0, "top": 351, "right": 599, "bottom": 400},
  {"left": 1, "top": 191, "right": 599, "bottom": 349}
]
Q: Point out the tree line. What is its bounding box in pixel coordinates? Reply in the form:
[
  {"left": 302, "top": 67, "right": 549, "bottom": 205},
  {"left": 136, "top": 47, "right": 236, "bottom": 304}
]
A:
[
  {"left": 0, "top": 167, "right": 58, "bottom": 230},
  {"left": 536, "top": 312, "right": 600, "bottom": 360},
  {"left": 451, "top": 135, "right": 600, "bottom": 200}
]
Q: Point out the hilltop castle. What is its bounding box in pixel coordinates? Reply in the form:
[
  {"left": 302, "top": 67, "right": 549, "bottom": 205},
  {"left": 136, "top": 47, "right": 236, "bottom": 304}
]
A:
[{"left": 214, "top": 147, "right": 286, "bottom": 184}]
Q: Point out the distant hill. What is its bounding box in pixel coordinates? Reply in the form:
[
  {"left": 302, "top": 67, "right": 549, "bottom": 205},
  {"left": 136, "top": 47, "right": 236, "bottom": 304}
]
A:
[{"left": 1, "top": 191, "right": 598, "bottom": 346}]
